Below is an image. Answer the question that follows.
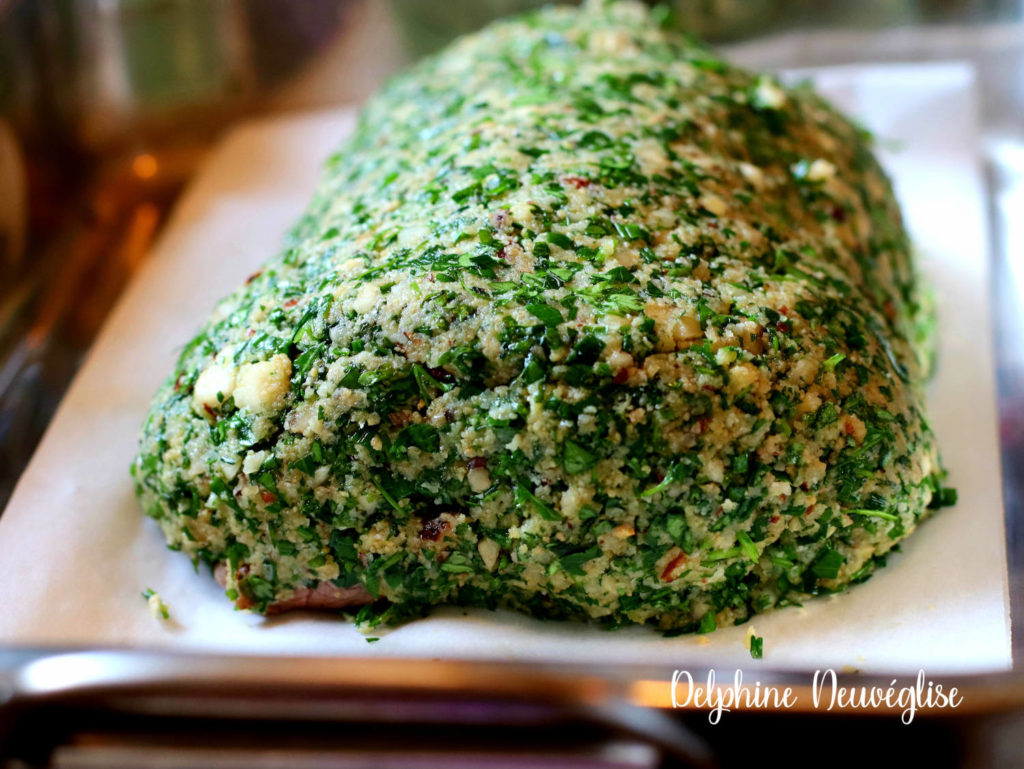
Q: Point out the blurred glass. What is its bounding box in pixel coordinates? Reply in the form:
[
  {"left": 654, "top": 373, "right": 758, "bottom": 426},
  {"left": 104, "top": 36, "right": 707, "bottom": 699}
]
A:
[
  {"left": 674, "top": 0, "right": 1022, "bottom": 39},
  {"left": 388, "top": 0, "right": 551, "bottom": 60},
  {"left": 388, "top": 0, "right": 1023, "bottom": 59},
  {"left": 65, "top": 0, "right": 254, "bottom": 150},
  {"left": 0, "top": 121, "right": 25, "bottom": 269}
]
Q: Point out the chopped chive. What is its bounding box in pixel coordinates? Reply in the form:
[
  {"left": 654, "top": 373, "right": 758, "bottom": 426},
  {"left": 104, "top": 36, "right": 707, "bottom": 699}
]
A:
[
  {"left": 847, "top": 508, "right": 899, "bottom": 522},
  {"left": 822, "top": 353, "right": 846, "bottom": 371},
  {"left": 749, "top": 635, "right": 764, "bottom": 659},
  {"left": 736, "top": 531, "right": 759, "bottom": 563},
  {"left": 704, "top": 546, "right": 741, "bottom": 563}
]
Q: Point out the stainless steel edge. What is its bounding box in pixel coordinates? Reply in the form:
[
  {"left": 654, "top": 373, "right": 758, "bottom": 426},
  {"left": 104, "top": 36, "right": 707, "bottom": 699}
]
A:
[
  {"left": 987, "top": 142, "right": 1024, "bottom": 668},
  {"left": 0, "top": 649, "right": 719, "bottom": 766},
  {"left": 2, "top": 649, "right": 1024, "bottom": 716}
]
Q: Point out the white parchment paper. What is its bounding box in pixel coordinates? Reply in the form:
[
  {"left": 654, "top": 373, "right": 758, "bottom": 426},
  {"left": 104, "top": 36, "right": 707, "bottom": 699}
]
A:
[{"left": 0, "top": 63, "right": 1009, "bottom": 673}]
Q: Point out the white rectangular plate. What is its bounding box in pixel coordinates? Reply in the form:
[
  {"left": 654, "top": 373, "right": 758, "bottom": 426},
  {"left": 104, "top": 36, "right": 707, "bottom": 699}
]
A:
[{"left": 0, "top": 63, "right": 1009, "bottom": 673}]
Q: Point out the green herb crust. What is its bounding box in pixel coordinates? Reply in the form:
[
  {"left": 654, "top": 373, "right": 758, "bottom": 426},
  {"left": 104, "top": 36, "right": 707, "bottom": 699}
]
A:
[{"left": 133, "top": 0, "right": 952, "bottom": 633}]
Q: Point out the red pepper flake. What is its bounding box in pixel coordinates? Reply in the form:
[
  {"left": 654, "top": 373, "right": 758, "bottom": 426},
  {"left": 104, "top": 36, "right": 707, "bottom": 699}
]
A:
[
  {"left": 562, "top": 175, "right": 591, "bottom": 189},
  {"left": 388, "top": 411, "right": 411, "bottom": 427},
  {"left": 804, "top": 505, "right": 814, "bottom": 516},
  {"left": 770, "top": 515, "right": 780, "bottom": 523},
  {"left": 260, "top": 490, "right": 277, "bottom": 504},
  {"left": 660, "top": 551, "right": 688, "bottom": 582},
  {"left": 425, "top": 366, "right": 448, "bottom": 382},
  {"left": 283, "top": 298, "right": 300, "bottom": 308},
  {"left": 613, "top": 367, "right": 630, "bottom": 384},
  {"left": 779, "top": 306, "right": 789, "bottom": 315},
  {"left": 245, "top": 270, "right": 262, "bottom": 285},
  {"left": 419, "top": 516, "right": 450, "bottom": 542},
  {"left": 696, "top": 416, "right": 711, "bottom": 434},
  {"left": 467, "top": 456, "right": 488, "bottom": 471},
  {"left": 203, "top": 404, "right": 215, "bottom": 417},
  {"left": 831, "top": 205, "right": 847, "bottom": 222},
  {"left": 496, "top": 246, "right": 507, "bottom": 259},
  {"left": 173, "top": 374, "right": 184, "bottom": 392},
  {"left": 775, "top": 321, "right": 789, "bottom": 333}
]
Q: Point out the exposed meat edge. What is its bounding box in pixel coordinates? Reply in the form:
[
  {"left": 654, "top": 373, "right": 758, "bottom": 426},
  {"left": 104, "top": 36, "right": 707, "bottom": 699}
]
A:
[{"left": 213, "top": 562, "right": 373, "bottom": 614}]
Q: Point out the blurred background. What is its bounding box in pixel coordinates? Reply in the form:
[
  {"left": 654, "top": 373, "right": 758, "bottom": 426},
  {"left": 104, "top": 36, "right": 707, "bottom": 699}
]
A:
[{"left": 0, "top": 2, "right": 1023, "bottom": 767}]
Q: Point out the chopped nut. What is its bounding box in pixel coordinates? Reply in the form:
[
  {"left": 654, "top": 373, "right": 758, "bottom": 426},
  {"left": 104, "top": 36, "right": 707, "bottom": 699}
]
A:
[
  {"left": 192, "top": 364, "right": 236, "bottom": 419},
  {"left": 234, "top": 355, "right": 292, "bottom": 414},
  {"left": 612, "top": 523, "right": 635, "bottom": 539},
  {"left": 467, "top": 466, "right": 492, "bottom": 493}
]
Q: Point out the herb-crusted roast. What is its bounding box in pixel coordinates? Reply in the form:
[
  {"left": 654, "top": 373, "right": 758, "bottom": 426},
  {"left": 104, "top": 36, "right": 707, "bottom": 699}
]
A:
[{"left": 133, "top": 0, "right": 952, "bottom": 632}]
